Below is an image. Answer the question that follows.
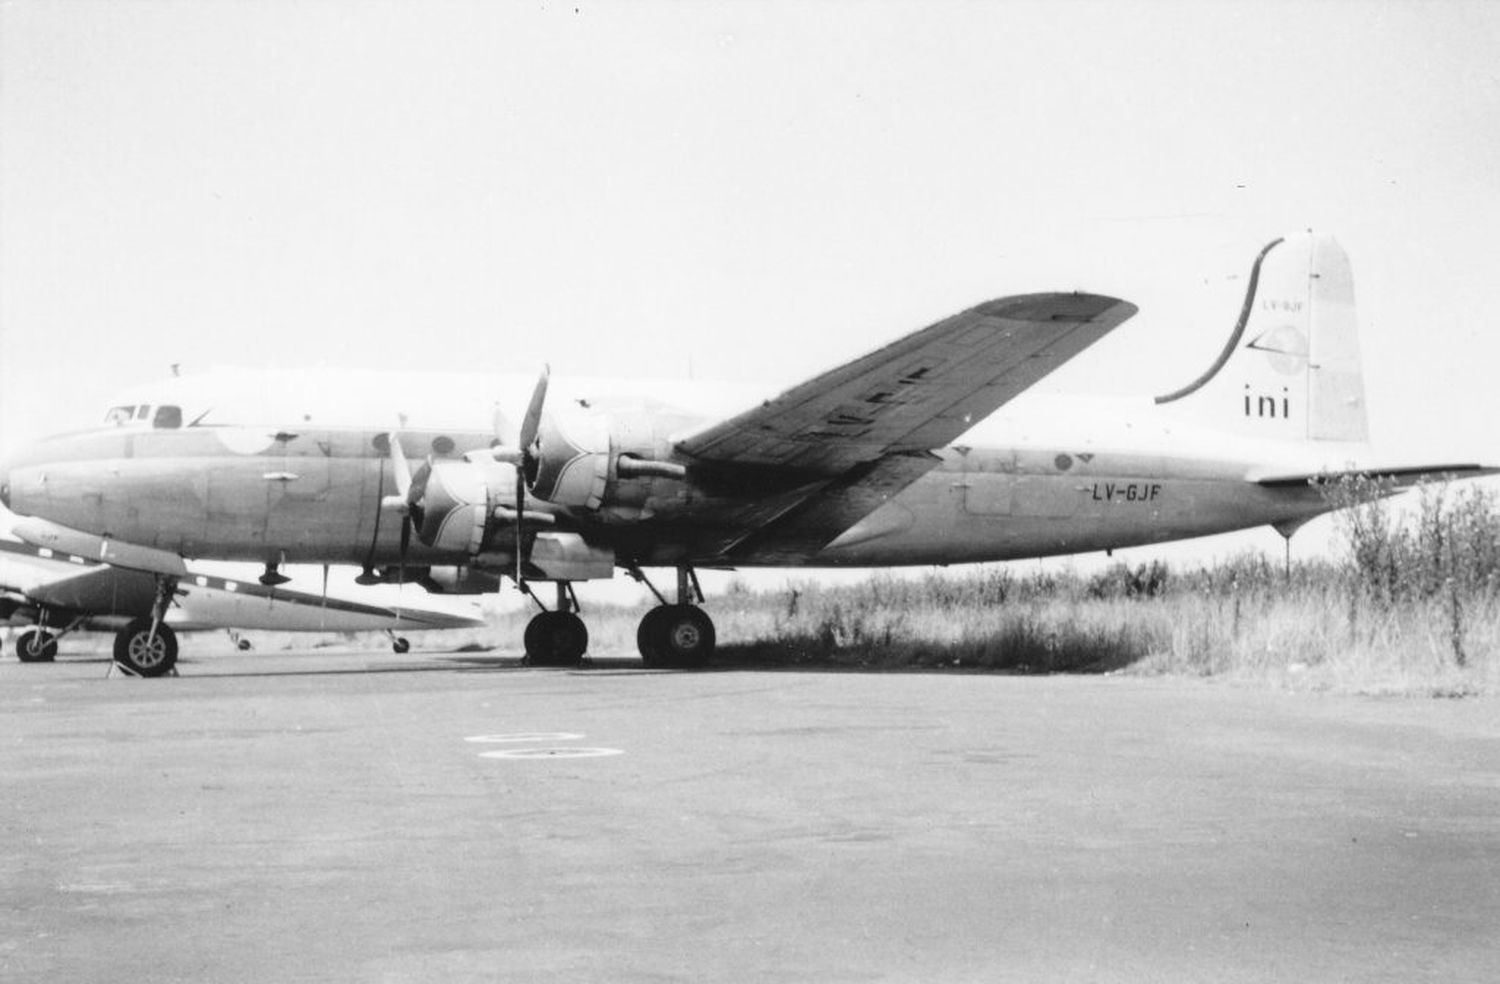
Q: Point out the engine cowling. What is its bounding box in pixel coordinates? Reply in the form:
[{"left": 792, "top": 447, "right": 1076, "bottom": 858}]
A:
[
  {"left": 524, "top": 402, "right": 688, "bottom": 513},
  {"left": 408, "top": 458, "right": 517, "bottom": 555},
  {"left": 525, "top": 405, "right": 612, "bottom": 509}
]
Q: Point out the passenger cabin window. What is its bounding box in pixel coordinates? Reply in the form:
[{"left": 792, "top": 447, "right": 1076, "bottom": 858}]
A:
[{"left": 153, "top": 405, "right": 182, "bottom": 429}]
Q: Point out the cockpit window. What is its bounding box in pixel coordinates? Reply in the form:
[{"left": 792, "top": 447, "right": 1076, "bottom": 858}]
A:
[
  {"left": 135, "top": 404, "right": 151, "bottom": 421},
  {"left": 104, "top": 406, "right": 134, "bottom": 426},
  {"left": 153, "top": 405, "right": 182, "bottom": 429}
]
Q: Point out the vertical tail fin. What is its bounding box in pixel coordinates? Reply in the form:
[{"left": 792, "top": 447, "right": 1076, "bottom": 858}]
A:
[{"left": 1155, "top": 232, "right": 1368, "bottom": 443}]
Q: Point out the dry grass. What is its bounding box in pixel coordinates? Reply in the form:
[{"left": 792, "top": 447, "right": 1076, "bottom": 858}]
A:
[{"left": 463, "top": 560, "right": 1493, "bottom": 696}]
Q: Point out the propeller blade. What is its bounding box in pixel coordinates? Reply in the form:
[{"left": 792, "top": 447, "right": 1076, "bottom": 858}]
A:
[
  {"left": 519, "top": 365, "right": 550, "bottom": 453},
  {"left": 398, "top": 513, "right": 412, "bottom": 588},
  {"left": 514, "top": 458, "right": 526, "bottom": 587},
  {"left": 387, "top": 432, "right": 413, "bottom": 497},
  {"left": 512, "top": 366, "right": 548, "bottom": 591}
]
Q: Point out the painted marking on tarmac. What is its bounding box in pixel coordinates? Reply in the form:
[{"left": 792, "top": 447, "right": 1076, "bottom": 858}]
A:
[
  {"left": 479, "top": 747, "right": 624, "bottom": 760},
  {"left": 465, "top": 732, "right": 585, "bottom": 744}
]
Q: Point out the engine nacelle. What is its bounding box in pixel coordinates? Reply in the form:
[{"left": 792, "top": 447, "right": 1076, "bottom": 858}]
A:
[
  {"left": 525, "top": 402, "right": 688, "bottom": 513},
  {"left": 409, "top": 459, "right": 516, "bottom": 555},
  {"left": 406, "top": 457, "right": 615, "bottom": 579},
  {"left": 526, "top": 405, "right": 612, "bottom": 509}
]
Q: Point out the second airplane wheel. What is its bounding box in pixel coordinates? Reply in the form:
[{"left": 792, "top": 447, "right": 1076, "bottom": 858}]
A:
[
  {"left": 639, "top": 605, "right": 715, "bottom": 668},
  {"left": 15, "top": 629, "right": 58, "bottom": 663},
  {"left": 523, "top": 611, "right": 588, "bottom": 666},
  {"left": 113, "top": 619, "right": 178, "bottom": 677},
  {"left": 636, "top": 606, "right": 670, "bottom": 665}
]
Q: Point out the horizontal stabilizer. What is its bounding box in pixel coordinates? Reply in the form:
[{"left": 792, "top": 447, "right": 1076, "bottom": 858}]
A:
[{"left": 1253, "top": 464, "right": 1498, "bottom": 489}]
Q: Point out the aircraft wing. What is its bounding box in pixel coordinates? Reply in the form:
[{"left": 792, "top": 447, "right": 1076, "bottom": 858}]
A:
[
  {"left": 676, "top": 293, "right": 1136, "bottom": 474},
  {"left": 10, "top": 515, "right": 188, "bottom": 577},
  {"left": 1, "top": 539, "right": 83, "bottom": 597},
  {"left": 1, "top": 537, "right": 485, "bottom": 631},
  {"left": 0, "top": 539, "right": 160, "bottom": 614}
]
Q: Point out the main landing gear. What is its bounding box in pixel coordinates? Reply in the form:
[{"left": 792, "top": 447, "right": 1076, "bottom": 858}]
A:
[
  {"left": 514, "top": 567, "right": 718, "bottom": 669},
  {"left": 111, "top": 575, "right": 180, "bottom": 678},
  {"left": 521, "top": 582, "right": 589, "bottom": 667},
  {"left": 631, "top": 566, "right": 716, "bottom": 668}
]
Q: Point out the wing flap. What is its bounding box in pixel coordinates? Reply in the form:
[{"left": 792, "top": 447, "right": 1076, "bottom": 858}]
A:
[
  {"left": 676, "top": 292, "right": 1135, "bottom": 474},
  {"left": 718, "top": 452, "right": 942, "bottom": 564}
]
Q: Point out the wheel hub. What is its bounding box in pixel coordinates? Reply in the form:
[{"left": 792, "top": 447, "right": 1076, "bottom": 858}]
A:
[
  {"left": 670, "top": 622, "right": 701, "bottom": 650},
  {"left": 128, "top": 633, "right": 168, "bottom": 666}
]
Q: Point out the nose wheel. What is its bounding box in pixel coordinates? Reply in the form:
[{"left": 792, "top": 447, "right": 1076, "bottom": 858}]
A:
[{"left": 15, "top": 628, "right": 58, "bottom": 663}]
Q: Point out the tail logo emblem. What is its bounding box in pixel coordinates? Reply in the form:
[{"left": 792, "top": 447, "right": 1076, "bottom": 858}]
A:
[{"left": 1246, "top": 324, "right": 1308, "bottom": 376}]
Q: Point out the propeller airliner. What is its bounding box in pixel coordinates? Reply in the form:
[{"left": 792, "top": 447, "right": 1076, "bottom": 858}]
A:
[
  {"left": 1, "top": 526, "right": 486, "bottom": 671},
  {"left": 0, "top": 232, "right": 1487, "bottom": 675}
]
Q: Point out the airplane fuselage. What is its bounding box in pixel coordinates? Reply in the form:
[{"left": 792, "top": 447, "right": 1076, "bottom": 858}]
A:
[{"left": 0, "top": 399, "right": 1329, "bottom": 572}]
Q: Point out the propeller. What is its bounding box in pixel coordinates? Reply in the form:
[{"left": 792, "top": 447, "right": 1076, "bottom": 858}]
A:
[
  {"left": 519, "top": 365, "right": 549, "bottom": 486},
  {"left": 380, "top": 432, "right": 417, "bottom": 586},
  {"left": 514, "top": 367, "right": 549, "bottom": 586}
]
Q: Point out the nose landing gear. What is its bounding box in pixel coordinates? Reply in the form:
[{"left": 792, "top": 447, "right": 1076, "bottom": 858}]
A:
[{"left": 15, "top": 627, "right": 58, "bottom": 662}]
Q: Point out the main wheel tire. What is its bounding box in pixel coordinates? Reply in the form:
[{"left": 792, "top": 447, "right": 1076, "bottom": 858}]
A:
[
  {"left": 523, "top": 611, "right": 588, "bottom": 666},
  {"left": 636, "top": 606, "right": 671, "bottom": 665},
  {"left": 113, "top": 619, "right": 178, "bottom": 677},
  {"left": 16, "top": 629, "right": 57, "bottom": 663},
  {"left": 391, "top": 637, "right": 410, "bottom": 654},
  {"left": 640, "top": 605, "right": 715, "bottom": 668}
]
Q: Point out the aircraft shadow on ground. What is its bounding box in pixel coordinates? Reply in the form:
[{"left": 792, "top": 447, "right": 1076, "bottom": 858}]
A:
[
  {"left": 702, "top": 640, "right": 1147, "bottom": 676},
  {"left": 42, "top": 641, "right": 1146, "bottom": 679}
]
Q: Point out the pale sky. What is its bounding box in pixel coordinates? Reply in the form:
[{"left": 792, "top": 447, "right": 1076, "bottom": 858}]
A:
[{"left": 3, "top": 0, "right": 1499, "bottom": 573}]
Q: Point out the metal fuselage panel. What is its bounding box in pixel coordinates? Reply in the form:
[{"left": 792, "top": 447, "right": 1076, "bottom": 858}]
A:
[
  {"left": 799, "top": 447, "right": 1325, "bottom": 566},
  {"left": 2, "top": 423, "right": 1326, "bottom": 570},
  {"left": 3, "top": 427, "right": 486, "bottom": 566}
]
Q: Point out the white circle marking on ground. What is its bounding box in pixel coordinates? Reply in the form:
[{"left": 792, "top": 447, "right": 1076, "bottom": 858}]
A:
[
  {"left": 478, "top": 747, "right": 624, "bottom": 760},
  {"left": 464, "top": 733, "right": 585, "bottom": 744}
]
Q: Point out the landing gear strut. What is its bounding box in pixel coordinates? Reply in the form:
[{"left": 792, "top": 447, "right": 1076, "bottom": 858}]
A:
[
  {"left": 14, "top": 610, "right": 86, "bottom": 664},
  {"left": 15, "top": 628, "right": 58, "bottom": 663},
  {"left": 521, "top": 581, "right": 588, "bottom": 667},
  {"left": 112, "top": 575, "right": 179, "bottom": 677},
  {"left": 633, "top": 566, "right": 716, "bottom": 668}
]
